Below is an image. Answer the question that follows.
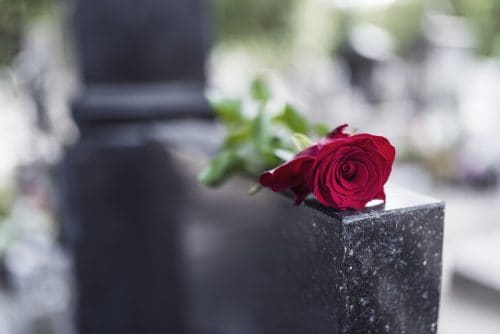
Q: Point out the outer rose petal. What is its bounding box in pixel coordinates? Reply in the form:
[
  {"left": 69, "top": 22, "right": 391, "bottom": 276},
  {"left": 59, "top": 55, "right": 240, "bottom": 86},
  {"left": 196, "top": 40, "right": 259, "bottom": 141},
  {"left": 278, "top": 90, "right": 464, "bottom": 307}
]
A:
[
  {"left": 291, "top": 183, "right": 311, "bottom": 204},
  {"left": 296, "top": 143, "right": 321, "bottom": 158},
  {"left": 371, "top": 135, "right": 396, "bottom": 164},
  {"left": 348, "top": 134, "right": 396, "bottom": 167},
  {"left": 259, "top": 142, "right": 323, "bottom": 204},
  {"left": 375, "top": 189, "right": 386, "bottom": 201},
  {"left": 259, "top": 157, "right": 316, "bottom": 204},
  {"left": 259, "top": 156, "right": 314, "bottom": 192},
  {"left": 327, "top": 124, "right": 349, "bottom": 140}
]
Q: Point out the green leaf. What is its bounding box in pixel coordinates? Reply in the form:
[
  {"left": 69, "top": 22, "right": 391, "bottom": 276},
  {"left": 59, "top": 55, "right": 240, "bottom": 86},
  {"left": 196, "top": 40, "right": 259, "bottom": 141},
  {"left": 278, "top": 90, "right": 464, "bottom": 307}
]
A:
[
  {"left": 252, "top": 104, "right": 271, "bottom": 153},
  {"left": 240, "top": 148, "right": 266, "bottom": 176},
  {"left": 313, "top": 123, "right": 330, "bottom": 137},
  {"left": 273, "top": 148, "right": 294, "bottom": 162},
  {"left": 223, "top": 124, "right": 252, "bottom": 148},
  {"left": 250, "top": 77, "right": 271, "bottom": 102},
  {"left": 211, "top": 98, "right": 245, "bottom": 125},
  {"left": 292, "top": 133, "right": 313, "bottom": 151},
  {"left": 198, "top": 150, "right": 242, "bottom": 187},
  {"left": 275, "top": 104, "right": 310, "bottom": 134},
  {"left": 262, "top": 150, "right": 284, "bottom": 168}
]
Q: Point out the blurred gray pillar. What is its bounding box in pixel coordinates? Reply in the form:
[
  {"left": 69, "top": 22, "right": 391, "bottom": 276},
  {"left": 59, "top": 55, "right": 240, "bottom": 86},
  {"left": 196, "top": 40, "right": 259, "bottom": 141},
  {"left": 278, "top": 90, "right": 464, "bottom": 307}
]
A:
[{"left": 64, "top": 0, "right": 212, "bottom": 333}]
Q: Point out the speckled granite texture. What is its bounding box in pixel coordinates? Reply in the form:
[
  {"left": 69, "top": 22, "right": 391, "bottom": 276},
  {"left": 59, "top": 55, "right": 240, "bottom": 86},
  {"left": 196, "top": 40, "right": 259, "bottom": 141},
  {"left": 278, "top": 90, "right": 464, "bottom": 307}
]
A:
[
  {"left": 184, "top": 170, "right": 445, "bottom": 334},
  {"left": 328, "top": 193, "right": 444, "bottom": 334}
]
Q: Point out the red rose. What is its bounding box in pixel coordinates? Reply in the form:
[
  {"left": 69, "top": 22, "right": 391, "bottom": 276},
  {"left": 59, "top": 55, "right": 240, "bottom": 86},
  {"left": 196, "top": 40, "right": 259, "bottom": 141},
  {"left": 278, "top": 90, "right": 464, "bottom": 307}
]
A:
[{"left": 259, "top": 124, "right": 395, "bottom": 210}]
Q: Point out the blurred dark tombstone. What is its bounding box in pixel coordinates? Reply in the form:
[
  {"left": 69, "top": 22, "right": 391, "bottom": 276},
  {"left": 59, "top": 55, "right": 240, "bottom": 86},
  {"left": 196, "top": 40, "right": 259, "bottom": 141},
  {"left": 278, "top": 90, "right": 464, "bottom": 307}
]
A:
[
  {"left": 73, "top": 0, "right": 207, "bottom": 85},
  {"left": 71, "top": 0, "right": 212, "bottom": 125},
  {"left": 64, "top": 0, "right": 211, "bottom": 333}
]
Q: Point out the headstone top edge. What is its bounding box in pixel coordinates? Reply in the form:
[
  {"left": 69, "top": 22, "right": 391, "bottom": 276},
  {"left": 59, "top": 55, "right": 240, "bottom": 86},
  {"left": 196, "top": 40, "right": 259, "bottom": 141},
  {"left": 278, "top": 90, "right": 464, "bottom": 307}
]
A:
[{"left": 304, "top": 184, "right": 444, "bottom": 222}]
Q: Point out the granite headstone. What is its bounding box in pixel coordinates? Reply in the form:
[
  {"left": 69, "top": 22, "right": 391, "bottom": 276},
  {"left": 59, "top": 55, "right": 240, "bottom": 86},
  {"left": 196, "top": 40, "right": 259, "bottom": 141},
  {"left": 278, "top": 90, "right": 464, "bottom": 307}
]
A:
[{"left": 179, "top": 160, "right": 445, "bottom": 334}]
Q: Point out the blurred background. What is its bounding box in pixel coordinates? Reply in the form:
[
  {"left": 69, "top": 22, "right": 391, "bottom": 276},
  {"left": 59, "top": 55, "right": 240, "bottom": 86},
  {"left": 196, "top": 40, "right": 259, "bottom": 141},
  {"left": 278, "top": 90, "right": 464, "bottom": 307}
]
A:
[{"left": 0, "top": 0, "right": 499, "bottom": 333}]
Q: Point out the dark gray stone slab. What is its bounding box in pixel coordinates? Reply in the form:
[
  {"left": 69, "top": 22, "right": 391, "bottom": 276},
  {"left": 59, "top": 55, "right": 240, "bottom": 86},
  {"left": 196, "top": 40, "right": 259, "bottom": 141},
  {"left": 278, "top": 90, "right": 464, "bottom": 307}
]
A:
[{"left": 179, "top": 157, "right": 445, "bottom": 334}]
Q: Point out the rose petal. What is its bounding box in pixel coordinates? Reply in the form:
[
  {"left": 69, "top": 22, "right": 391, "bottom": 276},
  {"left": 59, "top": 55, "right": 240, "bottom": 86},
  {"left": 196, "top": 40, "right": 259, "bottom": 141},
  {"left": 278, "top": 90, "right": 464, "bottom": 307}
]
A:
[
  {"left": 327, "top": 123, "right": 349, "bottom": 140},
  {"left": 259, "top": 156, "right": 314, "bottom": 192}
]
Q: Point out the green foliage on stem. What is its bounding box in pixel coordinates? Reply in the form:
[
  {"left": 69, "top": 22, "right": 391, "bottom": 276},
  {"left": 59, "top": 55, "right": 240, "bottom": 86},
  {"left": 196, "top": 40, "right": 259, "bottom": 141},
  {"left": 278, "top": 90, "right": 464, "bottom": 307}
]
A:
[
  {"left": 273, "top": 104, "right": 310, "bottom": 134},
  {"left": 200, "top": 77, "right": 329, "bottom": 188},
  {"left": 198, "top": 150, "right": 243, "bottom": 187}
]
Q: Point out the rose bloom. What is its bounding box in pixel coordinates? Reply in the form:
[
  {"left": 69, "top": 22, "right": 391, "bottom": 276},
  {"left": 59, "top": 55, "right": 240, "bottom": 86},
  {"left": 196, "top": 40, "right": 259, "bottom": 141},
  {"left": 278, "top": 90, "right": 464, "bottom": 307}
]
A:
[{"left": 259, "top": 124, "right": 396, "bottom": 210}]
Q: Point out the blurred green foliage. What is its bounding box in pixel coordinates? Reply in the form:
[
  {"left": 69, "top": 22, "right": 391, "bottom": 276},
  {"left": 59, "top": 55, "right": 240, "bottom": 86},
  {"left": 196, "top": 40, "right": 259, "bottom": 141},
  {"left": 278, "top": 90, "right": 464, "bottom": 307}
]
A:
[
  {"left": 336, "top": 0, "right": 500, "bottom": 57},
  {"left": 0, "top": 188, "right": 15, "bottom": 257},
  {"left": 452, "top": 0, "right": 500, "bottom": 56},
  {"left": 213, "top": 0, "right": 428, "bottom": 59},
  {"left": 199, "top": 78, "right": 328, "bottom": 187},
  {"left": 355, "top": 2, "right": 424, "bottom": 55},
  {"left": 0, "top": 0, "right": 52, "bottom": 66},
  {"left": 0, "top": 185, "right": 14, "bottom": 219},
  {"left": 213, "top": 0, "right": 297, "bottom": 46},
  {"left": 330, "top": 2, "right": 425, "bottom": 56}
]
